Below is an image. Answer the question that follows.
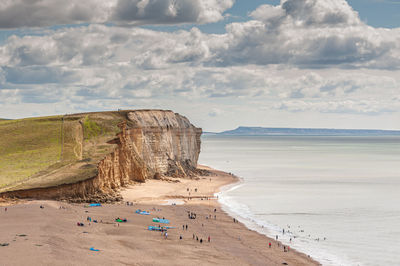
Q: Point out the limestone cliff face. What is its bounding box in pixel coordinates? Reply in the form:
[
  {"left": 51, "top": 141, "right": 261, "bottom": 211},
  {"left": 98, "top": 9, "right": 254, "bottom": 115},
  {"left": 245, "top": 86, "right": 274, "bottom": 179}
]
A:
[
  {"left": 0, "top": 110, "right": 202, "bottom": 202},
  {"left": 98, "top": 110, "right": 202, "bottom": 184}
]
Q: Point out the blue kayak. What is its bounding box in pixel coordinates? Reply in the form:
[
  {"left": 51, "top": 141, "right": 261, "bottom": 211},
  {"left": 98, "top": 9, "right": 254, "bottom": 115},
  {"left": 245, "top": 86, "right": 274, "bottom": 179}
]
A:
[
  {"left": 152, "top": 218, "right": 170, "bottom": 224},
  {"left": 148, "top": 226, "right": 165, "bottom": 231},
  {"left": 85, "top": 203, "right": 102, "bottom": 207},
  {"left": 135, "top": 209, "right": 150, "bottom": 215}
]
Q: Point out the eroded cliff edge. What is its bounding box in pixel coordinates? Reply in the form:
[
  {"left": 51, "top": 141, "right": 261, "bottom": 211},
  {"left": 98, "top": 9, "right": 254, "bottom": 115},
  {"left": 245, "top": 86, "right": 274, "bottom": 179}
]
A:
[{"left": 0, "top": 110, "right": 202, "bottom": 202}]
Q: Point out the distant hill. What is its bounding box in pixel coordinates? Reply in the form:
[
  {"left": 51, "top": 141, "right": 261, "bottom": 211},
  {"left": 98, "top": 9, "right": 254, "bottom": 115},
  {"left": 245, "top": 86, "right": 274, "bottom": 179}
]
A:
[{"left": 210, "top": 126, "right": 400, "bottom": 136}]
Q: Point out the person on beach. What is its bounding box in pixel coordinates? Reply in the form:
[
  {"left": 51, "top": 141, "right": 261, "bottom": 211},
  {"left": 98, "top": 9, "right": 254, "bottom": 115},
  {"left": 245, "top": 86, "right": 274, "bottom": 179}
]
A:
[
  {"left": 200, "top": 239, "right": 203, "bottom": 243},
  {"left": 193, "top": 234, "right": 195, "bottom": 239},
  {"left": 185, "top": 224, "right": 188, "bottom": 230},
  {"left": 208, "top": 236, "right": 210, "bottom": 242},
  {"left": 269, "top": 242, "right": 271, "bottom": 248},
  {"left": 165, "top": 232, "right": 168, "bottom": 239},
  {"left": 276, "top": 235, "right": 278, "bottom": 240},
  {"left": 180, "top": 235, "right": 182, "bottom": 240},
  {"left": 183, "top": 225, "right": 185, "bottom": 230}
]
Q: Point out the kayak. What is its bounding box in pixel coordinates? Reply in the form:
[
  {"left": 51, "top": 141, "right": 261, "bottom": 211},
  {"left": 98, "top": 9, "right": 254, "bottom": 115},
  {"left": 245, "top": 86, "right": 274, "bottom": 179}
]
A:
[
  {"left": 135, "top": 209, "right": 150, "bottom": 215},
  {"left": 152, "top": 218, "right": 170, "bottom": 224}
]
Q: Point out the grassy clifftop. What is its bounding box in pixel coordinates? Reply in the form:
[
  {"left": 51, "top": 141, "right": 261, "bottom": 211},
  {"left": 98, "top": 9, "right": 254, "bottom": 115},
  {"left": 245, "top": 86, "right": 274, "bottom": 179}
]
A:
[
  {"left": 0, "top": 112, "right": 128, "bottom": 192},
  {"left": 0, "top": 116, "right": 63, "bottom": 188}
]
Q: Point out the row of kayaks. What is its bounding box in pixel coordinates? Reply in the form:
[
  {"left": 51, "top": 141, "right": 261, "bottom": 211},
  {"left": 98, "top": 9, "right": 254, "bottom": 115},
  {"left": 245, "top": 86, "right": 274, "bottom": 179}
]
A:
[
  {"left": 135, "top": 210, "right": 174, "bottom": 231},
  {"left": 134, "top": 209, "right": 175, "bottom": 231}
]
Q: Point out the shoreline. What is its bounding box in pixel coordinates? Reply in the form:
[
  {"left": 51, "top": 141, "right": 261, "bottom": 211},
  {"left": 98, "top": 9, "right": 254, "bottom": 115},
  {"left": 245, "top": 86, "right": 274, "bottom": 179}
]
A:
[{"left": 0, "top": 166, "right": 320, "bottom": 265}]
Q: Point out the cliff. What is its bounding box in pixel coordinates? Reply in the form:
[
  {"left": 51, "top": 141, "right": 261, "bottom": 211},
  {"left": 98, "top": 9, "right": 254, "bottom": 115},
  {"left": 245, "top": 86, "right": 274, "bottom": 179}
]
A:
[{"left": 0, "top": 110, "right": 202, "bottom": 202}]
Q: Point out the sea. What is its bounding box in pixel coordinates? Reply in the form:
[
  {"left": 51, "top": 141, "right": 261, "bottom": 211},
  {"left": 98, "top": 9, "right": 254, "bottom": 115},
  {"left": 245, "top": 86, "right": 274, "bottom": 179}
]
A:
[{"left": 199, "top": 135, "right": 400, "bottom": 266}]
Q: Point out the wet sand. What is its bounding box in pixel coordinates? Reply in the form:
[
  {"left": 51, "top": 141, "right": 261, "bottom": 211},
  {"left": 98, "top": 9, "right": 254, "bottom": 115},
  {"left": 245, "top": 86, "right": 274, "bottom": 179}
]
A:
[{"left": 0, "top": 166, "right": 320, "bottom": 265}]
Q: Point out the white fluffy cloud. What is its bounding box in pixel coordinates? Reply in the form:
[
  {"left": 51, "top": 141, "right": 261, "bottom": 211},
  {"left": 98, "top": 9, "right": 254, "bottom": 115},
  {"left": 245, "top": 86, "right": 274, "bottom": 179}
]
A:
[
  {"left": 113, "top": 0, "right": 234, "bottom": 25},
  {"left": 0, "top": 0, "right": 234, "bottom": 28},
  {"left": 0, "top": 0, "right": 399, "bottom": 130},
  {"left": 216, "top": 0, "right": 400, "bottom": 69}
]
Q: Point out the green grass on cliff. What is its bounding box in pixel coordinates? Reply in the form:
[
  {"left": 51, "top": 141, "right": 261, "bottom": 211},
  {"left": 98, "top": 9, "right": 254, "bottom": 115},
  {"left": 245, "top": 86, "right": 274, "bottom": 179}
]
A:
[
  {"left": 83, "top": 115, "right": 102, "bottom": 139},
  {"left": 0, "top": 112, "right": 126, "bottom": 192},
  {"left": 0, "top": 116, "right": 62, "bottom": 188}
]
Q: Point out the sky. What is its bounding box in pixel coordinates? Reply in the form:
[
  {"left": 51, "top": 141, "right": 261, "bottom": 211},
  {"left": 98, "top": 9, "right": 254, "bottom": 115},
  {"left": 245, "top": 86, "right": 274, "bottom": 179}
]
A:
[{"left": 0, "top": 0, "right": 399, "bottom": 132}]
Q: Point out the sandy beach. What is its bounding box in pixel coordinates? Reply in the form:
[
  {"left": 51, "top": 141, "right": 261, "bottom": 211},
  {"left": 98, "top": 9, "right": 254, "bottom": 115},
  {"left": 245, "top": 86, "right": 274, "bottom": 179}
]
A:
[{"left": 0, "top": 166, "right": 320, "bottom": 266}]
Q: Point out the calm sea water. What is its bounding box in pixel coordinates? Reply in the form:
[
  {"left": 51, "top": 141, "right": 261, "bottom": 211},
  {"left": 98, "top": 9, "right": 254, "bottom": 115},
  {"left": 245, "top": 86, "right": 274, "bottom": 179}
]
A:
[{"left": 199, "top": 135, "right": 400, "bottom": 266}]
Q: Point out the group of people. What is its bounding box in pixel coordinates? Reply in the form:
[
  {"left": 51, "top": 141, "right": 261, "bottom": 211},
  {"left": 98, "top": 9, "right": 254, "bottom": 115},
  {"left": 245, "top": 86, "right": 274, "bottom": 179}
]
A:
[
  {"left": 188, "top": 211, "right": 196, "bottom": 219},
  {"left": 191, "top": 234, "right": 211, "bottom": 244}
]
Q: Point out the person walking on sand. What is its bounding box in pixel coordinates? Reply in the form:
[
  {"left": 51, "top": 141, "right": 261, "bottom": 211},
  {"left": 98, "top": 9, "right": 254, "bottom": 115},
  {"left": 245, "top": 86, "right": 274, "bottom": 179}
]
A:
[
  {"left": 269, "top": 242, "right": 271, "bottom": 248},
  {"left": 208, "top": 236, "right": 210, "bottom": 242},
  {"left": 185, "top": 224, "right": 188, "bottom": 230},
  {"left": 276, "top": 235, "right": 278, "bottom": 240},
  {"left": 165, "top": 232, "right": 168, "bottom": 239}
]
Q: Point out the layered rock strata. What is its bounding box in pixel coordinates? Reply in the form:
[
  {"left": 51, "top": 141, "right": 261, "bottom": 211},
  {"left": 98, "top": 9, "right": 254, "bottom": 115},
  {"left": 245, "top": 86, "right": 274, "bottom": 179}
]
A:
[{"left": 0, "top": 110, "right": 202, "bottom": 202}]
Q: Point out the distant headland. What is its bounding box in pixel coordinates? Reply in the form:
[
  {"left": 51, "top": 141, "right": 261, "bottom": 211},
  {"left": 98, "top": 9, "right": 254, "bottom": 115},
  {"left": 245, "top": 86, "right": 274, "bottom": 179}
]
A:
[{"left": 205, "top": 126, "right": 400, "bottom": 136}]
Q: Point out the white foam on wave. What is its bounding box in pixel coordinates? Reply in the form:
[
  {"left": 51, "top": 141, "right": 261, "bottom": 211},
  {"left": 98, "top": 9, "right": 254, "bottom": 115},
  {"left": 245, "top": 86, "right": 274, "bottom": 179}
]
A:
[{"left": 216, "top": 182, "right": 357, "bottom": 266}]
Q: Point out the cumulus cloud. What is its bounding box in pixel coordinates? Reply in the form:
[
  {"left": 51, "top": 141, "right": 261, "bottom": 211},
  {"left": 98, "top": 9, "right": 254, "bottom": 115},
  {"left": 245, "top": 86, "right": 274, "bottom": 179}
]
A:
[
  {"left": 0, "top": 0, "right": 112, "bottom": 28},
  {"left": 215, "top": 0, "right": 400, "bottom": 69},
  {"left": 113, "top": 0, "right": 234, "bottom": 25},
  {"left": 0, "top": 0, "right": 234, "bottom": 28},
  {"left": 254, "top": 0, "right": 361, "bottom": 27},
  {"left": 2, "top": 0, "right": 400, "bottom": 70},
  {"left": 0, "top": 0, "right": 399, "bottom": 129}
]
